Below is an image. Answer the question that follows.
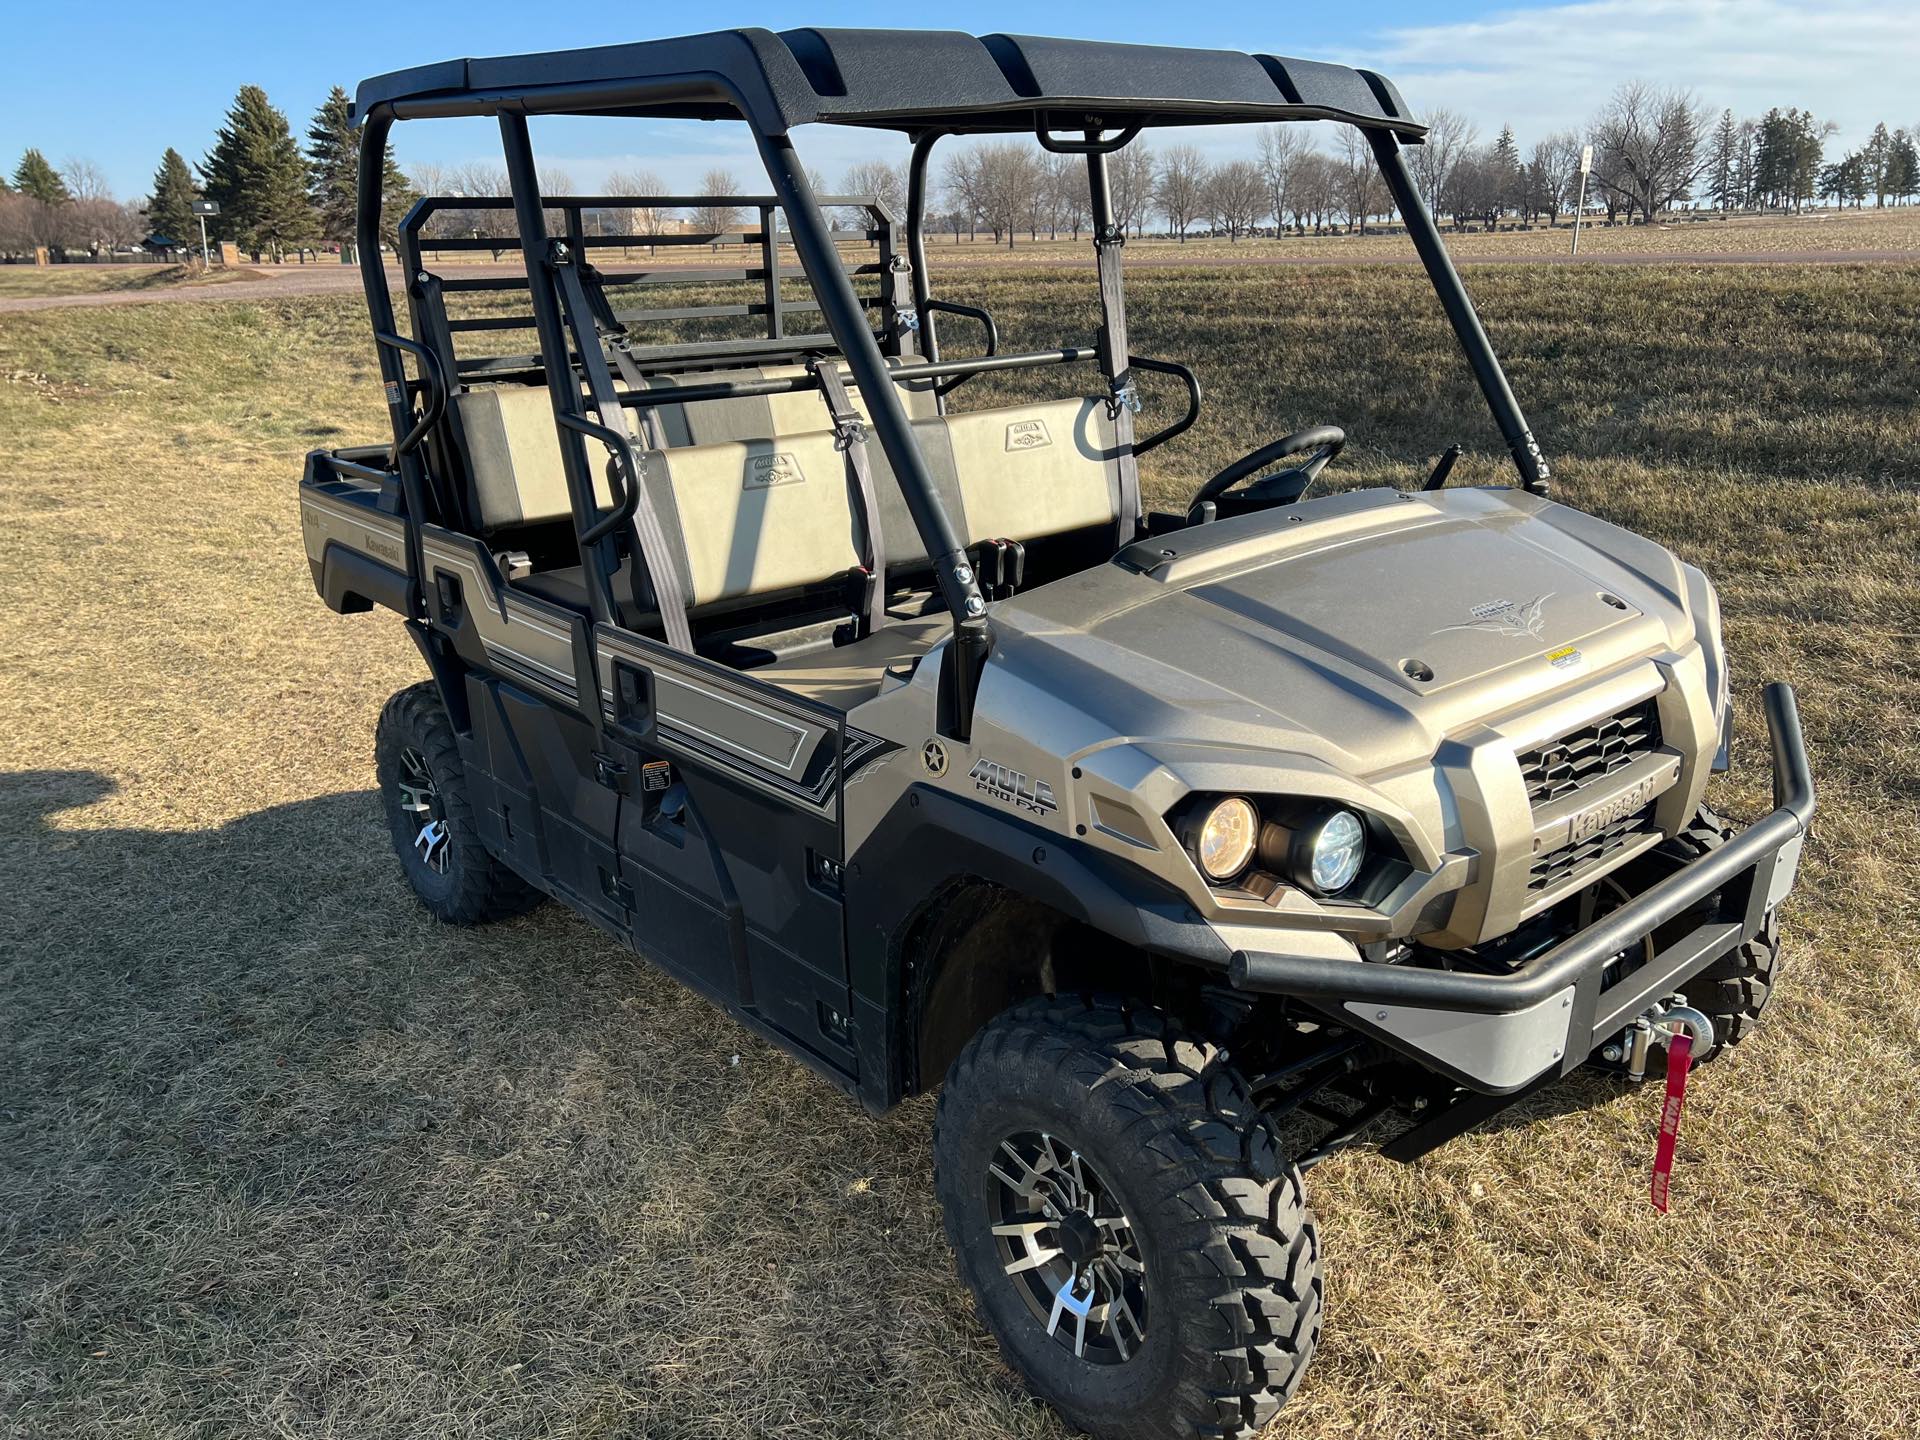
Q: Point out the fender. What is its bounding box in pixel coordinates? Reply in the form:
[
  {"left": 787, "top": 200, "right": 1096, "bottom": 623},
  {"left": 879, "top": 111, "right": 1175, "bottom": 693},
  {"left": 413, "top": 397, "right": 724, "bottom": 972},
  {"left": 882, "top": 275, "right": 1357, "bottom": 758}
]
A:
[{"left": 843, "top": 783, "right": 1231, "bottom": 1109}]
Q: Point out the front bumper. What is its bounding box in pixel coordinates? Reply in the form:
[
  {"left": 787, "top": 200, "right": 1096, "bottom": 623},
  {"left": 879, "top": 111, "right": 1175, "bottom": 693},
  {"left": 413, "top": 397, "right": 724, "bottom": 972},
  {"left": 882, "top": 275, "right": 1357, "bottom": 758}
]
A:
[{"left": 1229, "top": 683, "right": 1813, "bottom": 1095}]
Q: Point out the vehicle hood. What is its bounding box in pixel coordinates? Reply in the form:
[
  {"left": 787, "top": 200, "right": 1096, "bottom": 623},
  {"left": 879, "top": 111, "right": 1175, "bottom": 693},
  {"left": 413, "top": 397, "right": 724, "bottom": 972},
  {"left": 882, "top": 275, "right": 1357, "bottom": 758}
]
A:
[{"left": 976, "top": 487, "right": 1706, "bottom": 779}]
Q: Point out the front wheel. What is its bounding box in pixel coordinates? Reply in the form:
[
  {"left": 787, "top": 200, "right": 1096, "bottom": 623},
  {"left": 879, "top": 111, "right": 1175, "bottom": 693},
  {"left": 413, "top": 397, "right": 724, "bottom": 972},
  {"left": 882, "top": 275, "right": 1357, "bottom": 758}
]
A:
[{"left": 933, "top": 996, "right": 1322, "bottom": 1440}]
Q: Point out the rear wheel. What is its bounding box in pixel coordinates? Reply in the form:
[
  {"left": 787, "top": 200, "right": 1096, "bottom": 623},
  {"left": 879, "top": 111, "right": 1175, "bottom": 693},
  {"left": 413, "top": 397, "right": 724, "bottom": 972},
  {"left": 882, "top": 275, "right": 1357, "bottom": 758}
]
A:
[
  {"left": 933, "top": 995, "right": 1321, "bottom": 1440},
  {"left": 375, "top": 682, "right": 542, "bottom": 925}
]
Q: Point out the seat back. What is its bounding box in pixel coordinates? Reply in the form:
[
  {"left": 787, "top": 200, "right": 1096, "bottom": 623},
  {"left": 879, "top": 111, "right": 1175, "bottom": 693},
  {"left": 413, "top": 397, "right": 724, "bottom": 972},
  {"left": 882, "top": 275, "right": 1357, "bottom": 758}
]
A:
[
  {"left": 451, "top": 381, "right": 1126, "bottom": 618},
  {"left": 454, "top": 384, "right": 612, "bottom": 532}
]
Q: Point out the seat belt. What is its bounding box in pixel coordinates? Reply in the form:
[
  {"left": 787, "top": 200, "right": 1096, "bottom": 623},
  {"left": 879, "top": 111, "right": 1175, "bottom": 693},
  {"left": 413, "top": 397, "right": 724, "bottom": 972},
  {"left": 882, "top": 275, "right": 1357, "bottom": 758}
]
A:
[
  {"left": 1093, "top": 221, "right": 1142, "bottom": 548},
  {"left": 550, "top": 251, "right": 693, "bottom": 652},
  {"left": 581, "top": 260, "right": 667, "bottom": 451},
  {"left": 812, "top": 360, "right": 886, "bottom": 638}
]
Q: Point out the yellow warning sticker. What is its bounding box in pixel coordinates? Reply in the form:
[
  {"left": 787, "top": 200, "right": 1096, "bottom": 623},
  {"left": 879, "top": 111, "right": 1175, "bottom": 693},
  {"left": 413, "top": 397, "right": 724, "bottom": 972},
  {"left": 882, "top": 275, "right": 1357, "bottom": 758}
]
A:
[{"left": 1546, "top": 645, "right": 1583, "bottom": 670}]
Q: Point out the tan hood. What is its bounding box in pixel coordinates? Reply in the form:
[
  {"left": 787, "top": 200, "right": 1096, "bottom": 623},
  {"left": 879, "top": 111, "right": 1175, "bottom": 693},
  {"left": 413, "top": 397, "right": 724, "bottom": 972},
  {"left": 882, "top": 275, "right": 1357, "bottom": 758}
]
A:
[{"left": 979, "top": 486, "right": 1704, "bottom": 781}]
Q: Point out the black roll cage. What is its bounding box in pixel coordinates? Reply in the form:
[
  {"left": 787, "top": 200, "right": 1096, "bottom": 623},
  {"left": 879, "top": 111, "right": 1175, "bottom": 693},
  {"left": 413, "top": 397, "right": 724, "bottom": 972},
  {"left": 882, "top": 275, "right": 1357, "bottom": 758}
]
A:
[{"left": 350, "top": 36, "right": 1553, "bottom": 740}]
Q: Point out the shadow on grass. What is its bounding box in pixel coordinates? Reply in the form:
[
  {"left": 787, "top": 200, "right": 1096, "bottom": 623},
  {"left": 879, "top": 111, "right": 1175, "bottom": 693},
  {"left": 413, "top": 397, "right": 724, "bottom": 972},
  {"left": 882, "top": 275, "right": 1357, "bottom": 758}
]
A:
[{"left": 1, "top": 768, "right": 990, "bottom": 1438}]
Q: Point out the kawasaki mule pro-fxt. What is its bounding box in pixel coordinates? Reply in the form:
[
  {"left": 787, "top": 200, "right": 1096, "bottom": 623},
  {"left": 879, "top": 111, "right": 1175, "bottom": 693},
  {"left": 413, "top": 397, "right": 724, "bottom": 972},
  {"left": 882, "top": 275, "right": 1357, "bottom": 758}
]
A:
[{"left": 300, "top": 29, "right": 1814, "bottom": 1438}]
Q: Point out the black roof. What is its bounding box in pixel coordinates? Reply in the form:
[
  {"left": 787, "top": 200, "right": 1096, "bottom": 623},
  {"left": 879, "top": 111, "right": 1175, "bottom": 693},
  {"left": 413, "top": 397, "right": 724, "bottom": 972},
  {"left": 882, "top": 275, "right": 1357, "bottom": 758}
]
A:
[{"left": 353, "top": 28, "right": 1422, "bottom": 139}]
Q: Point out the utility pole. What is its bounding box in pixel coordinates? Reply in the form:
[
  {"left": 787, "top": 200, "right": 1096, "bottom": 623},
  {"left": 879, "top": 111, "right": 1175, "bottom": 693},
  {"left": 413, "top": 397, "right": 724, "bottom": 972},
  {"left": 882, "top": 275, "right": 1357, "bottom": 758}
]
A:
[
  {"left": 1571, "top": 145, "right": 1592, "bottom": 255},
  {"left": 191, "top": 199, "right": 220, "bottom": 265}
]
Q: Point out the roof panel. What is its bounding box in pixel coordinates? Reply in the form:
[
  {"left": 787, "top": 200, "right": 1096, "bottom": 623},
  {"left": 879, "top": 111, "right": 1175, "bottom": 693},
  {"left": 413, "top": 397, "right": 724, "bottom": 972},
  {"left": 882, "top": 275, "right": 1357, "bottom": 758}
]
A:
[{"left": 353, "top": 27, "right": 1424, "bottom": 138}]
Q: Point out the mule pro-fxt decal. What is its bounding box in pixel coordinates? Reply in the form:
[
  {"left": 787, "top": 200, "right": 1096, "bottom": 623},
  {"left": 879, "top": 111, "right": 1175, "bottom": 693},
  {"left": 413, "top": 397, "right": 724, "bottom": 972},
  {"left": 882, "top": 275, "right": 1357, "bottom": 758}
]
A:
[{"left": 967, "top": 755, "right": 1058, "bottom": 815}]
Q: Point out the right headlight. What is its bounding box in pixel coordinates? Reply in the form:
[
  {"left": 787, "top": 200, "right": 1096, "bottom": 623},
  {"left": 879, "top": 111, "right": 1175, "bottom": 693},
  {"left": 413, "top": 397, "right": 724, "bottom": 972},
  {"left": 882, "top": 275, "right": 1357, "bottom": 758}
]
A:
[{"left": 1263, "top": 806, "right": 1369, "bottom": 896}]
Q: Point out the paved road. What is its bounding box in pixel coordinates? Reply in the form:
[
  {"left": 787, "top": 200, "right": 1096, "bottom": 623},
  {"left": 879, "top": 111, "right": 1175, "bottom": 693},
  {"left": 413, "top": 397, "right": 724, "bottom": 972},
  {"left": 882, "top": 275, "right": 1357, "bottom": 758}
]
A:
[{"left": 3, "top": 247, "right": 1913, "bottom": 314}]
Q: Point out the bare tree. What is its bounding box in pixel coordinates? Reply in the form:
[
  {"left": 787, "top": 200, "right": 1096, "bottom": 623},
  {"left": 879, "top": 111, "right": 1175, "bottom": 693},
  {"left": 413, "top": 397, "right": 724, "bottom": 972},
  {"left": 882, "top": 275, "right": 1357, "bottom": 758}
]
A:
[
  {"left": 1405, "top": 108, "right": 1478, "bottom": 217},
  {"left": 1289, "top": 152, "right": 1338, "bottom": 234},
  {"left": 941, "top": 148, "right": 983, "bottom": 241},
  {"left": 1206, "top": 159, "right": 1267, "bottom": 240},
  {"left": 60, "top": 156, "right": 113, "bottom": 205},
  {"left": 1109, "top": 142, "right": 1156, "bottom": 237},
  {"left": 975, "top": 142, "right": 1052, "bottom": 249},
  {"left": 691, "top": 169, "right": 744, "bottom": 238},
  {"left": 1332, "top": 127, "right": 1385, "bottom": 233},
  {"left": 1155, "top": 144, "right": 1209, "bottom": 240},
  {"left": 1590, "top": 81, "right": 1710, "bottom": 223},
  {"left": 1257, "top": 126, "right": 1312, "bottom": 236},
  {"left": 840, "top": 159, "right": 907, "bottom": 222},
  {"left": 605, "top": 167, "right": 671, "bottom": 253},
  {"left": 1042, "top": 153, "right": 1091, "bottom": 239},
  {"left": 1532, "top": 132, "right": 1584, "bottom": 225}
]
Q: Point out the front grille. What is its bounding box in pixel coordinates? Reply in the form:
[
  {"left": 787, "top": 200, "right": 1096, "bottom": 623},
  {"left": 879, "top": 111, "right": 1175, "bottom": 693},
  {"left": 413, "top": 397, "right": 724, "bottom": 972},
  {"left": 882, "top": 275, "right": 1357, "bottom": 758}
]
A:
[
  {"left": 1517, "top": 698, "right": 1661, "bottom": 809},
  {"left": 1528, "top": 803, "right": 1658, "bottom": 892}
]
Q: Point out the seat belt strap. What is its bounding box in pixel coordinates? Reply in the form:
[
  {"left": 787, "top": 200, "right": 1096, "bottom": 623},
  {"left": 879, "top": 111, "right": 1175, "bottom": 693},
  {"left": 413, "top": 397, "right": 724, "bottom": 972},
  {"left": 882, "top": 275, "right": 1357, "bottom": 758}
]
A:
[
  {"left": 580, "top": 260, "right": 668, "bottom": 452},
  {"left": 813, "top": 360, "right": 886, "bottom": 637},
  {"left": 551, "top": 253, "right": 693, "bottom": 652},
  {"left": 1093, "top": 223, "right": 1141, "bottom": 548},
  {"left": 605, "top": 341, "right": 667, "bottom": 451}
]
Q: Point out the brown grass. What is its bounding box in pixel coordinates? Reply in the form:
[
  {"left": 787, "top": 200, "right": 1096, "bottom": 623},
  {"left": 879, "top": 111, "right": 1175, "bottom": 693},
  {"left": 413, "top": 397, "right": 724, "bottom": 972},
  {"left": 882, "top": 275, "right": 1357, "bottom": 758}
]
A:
[
  {"left": 2, "top": 260, "right": 1918, "bottom": 1439},
  {"left": 0, "top": 263, "right": 270, "bottom": 300}
]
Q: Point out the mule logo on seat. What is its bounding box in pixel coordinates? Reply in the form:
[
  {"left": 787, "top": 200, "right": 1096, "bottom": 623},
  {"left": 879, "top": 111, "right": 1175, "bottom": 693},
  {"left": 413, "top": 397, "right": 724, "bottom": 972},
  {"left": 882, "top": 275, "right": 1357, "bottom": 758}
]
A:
[
  {"left": 745, "top": 452, "right": 805, "bottom": 488},
  {"left": 1005, "top": 419, "right": 1053, "bottom": 452},
  {"left": 967, "top": 756, "right": 1058, "bottom": 815}
]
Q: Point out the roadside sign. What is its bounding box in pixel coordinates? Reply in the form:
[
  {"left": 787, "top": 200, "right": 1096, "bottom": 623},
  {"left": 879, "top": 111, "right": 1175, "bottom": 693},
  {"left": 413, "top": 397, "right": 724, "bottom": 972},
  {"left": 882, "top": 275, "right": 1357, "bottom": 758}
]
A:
[
  {"left": 1579, "top": 145, "right": 1593, "bottom": 175},
  {"left": 189, "top": 200, "right": 219, "bottom": 266}
]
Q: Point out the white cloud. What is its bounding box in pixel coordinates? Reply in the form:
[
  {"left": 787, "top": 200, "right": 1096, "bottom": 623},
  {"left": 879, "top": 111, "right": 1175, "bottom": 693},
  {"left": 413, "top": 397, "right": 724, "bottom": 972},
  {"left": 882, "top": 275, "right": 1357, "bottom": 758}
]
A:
[{"left": 1371, "top": 0, "right": 1920, "bottom": 147}]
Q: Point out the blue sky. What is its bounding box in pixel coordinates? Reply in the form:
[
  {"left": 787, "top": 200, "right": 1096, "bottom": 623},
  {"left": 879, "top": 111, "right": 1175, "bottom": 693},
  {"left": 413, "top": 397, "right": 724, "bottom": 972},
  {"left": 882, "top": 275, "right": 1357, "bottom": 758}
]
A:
[{"left": 4, "top": 1, "right": 1915, "bottom": 199}]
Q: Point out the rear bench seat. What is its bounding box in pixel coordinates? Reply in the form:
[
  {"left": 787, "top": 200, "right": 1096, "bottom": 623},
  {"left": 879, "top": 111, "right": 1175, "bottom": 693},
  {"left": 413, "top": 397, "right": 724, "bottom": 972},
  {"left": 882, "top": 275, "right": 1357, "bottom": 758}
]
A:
[{"left": 450, "top": 377, "right": 1124, "bottom": 627}]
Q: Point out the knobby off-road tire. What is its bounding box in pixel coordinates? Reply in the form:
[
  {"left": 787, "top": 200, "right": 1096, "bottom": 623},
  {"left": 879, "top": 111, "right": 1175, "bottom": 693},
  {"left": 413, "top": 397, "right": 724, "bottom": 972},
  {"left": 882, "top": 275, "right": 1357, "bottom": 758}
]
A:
[
  {"left": 933, "top": 995, "right": 1322, "bottom": 1440},
  {"left": 375, "top": 682, "right": 542, "bottom": 925},
  {"left": 1664, "top": 805, "right": 1782, "bottom": 1060}
]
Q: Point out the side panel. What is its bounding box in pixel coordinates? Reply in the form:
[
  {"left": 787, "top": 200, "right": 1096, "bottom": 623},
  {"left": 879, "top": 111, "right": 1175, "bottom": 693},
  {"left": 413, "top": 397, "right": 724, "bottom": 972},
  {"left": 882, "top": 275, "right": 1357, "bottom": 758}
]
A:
[{"left": 594, "top": 624, "right": 892, "bottom": 1075}]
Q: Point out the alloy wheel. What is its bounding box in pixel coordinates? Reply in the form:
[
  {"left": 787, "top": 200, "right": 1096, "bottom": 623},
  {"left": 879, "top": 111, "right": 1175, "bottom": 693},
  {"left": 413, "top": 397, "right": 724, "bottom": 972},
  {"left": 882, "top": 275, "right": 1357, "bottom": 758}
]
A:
[{"left": 987, "top": 1130, "right": 1148, "bottom": 1363}]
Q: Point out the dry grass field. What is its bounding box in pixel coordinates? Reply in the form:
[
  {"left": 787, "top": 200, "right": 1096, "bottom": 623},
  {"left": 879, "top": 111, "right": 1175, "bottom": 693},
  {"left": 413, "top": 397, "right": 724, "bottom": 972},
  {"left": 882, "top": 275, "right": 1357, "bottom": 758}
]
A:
[
  {"left": 3, "top": 257, "right": 1918, "bottom": 1439},
  {"left": 0, "top": 264, "right": 264, "bottom": 301}
]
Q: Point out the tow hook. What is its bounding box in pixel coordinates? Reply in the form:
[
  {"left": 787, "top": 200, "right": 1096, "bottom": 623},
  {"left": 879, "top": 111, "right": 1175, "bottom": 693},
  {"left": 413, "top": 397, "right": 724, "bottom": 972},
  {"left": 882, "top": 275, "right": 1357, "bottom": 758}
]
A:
[{"left": 1606, "top": 997, "right": 1716, "bottom": 1082}]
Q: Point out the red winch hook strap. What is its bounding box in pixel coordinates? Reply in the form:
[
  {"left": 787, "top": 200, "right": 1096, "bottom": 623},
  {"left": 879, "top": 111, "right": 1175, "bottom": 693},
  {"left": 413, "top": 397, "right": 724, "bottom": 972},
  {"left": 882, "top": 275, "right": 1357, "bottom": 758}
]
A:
[{"left": 1649, "top": 1031, "right": 1694, "bottom": 1214}]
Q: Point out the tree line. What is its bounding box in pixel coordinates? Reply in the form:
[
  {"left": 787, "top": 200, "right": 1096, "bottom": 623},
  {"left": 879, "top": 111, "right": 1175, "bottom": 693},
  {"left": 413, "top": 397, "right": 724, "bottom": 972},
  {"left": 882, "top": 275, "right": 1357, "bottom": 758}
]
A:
[
  {"left": 0, "top": 83, "right": 414, "bottom": 263},
  {"left": 911, "top": 82, "right": 1920, "bottom": 245}
]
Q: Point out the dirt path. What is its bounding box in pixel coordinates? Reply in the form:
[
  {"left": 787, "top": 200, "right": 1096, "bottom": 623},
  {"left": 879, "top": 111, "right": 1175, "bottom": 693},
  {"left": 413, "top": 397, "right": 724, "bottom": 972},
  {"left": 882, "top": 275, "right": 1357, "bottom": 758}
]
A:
[{"left": 2, "top": 246, "right": 1913, "bottom": 314}]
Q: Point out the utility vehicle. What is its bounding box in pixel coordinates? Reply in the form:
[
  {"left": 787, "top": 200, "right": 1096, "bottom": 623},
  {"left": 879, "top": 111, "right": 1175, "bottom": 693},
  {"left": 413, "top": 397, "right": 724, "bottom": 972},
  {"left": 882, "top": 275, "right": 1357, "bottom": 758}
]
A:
[{"left": 301, "top": 29, "right": 1814, "bottom": 1438}]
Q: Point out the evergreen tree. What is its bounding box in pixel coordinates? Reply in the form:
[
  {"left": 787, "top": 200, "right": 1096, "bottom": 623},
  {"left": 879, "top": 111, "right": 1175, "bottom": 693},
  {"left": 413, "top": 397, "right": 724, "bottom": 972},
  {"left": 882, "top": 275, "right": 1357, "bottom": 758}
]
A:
[
  {"left": 1864, "top": 122, "right": 1893, "bottom": 206},
  {"left": 307, "top": 85, "right": 414, "bottom": 252},
  {"left": 1886, "top": 131, "right": 1920, "bottom": 206},
  {"left": 1707, "top": 109, "right": 1739, "bottom": 212},
  {"left": 1488, "top": 125, "right": 1522, "bottom": 221},
  {"left": 147, "top": 147, "right": 200, "bottom": 243},
  {"left": 13, "top": 149, "right": 70, "bottom": 206},
  {"left": 200, "top": 85, "right": 316, "bottom": 259}
]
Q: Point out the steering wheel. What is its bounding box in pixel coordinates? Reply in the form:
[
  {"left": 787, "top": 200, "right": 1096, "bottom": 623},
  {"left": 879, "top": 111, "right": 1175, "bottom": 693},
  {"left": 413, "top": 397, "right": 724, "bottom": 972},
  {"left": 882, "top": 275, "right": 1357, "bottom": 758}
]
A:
[{"left": 1189, "top": 425, "right": 1346, "bottom": 519}]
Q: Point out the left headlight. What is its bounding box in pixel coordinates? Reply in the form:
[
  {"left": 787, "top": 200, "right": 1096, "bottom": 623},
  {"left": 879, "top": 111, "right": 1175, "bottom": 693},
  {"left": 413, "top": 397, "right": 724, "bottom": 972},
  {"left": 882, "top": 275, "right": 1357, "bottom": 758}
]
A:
[{"left": 1189, "top": 796, "right": 1259, "bottom": 882}]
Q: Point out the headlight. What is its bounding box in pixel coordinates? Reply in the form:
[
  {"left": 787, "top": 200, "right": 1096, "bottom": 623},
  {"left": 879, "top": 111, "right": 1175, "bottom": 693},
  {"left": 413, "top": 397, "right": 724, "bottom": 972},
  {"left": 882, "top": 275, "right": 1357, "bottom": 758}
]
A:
[
  {"left": 1191, "top": 796, "right": 1258, "bottom": 882},
  {"left": 1306, "top": 810, "right": 1367, "bottom": 894},
  {"left": 1260, "top": 806, "right": 1369, "bottom": 896}
]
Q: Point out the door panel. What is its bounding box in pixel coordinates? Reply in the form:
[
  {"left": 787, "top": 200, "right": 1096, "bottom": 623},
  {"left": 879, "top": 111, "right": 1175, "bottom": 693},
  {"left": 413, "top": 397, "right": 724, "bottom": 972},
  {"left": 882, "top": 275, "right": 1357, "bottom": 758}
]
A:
[{"left": 594, "top": 624, "right": 862, "bottom": 1071}]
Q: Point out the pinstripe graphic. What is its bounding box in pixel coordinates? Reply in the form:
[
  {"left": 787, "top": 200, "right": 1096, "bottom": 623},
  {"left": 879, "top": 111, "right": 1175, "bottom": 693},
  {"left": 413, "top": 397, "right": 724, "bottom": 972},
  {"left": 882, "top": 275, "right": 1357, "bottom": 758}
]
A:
[{"left": 595, "top": 624, "right": 895, "bottom": 813}]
